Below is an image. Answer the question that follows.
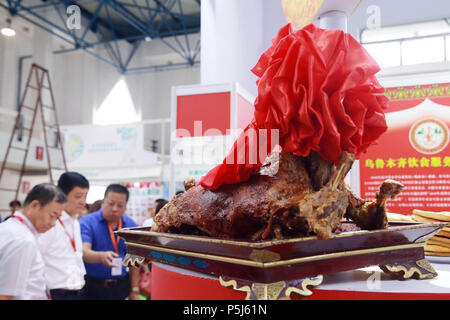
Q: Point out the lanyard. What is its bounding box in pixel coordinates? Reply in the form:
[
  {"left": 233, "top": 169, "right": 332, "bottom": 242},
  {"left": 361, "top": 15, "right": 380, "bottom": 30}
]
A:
[
  {"left": 107, "top": 219, "right": 122, "bottom": 254},
  {"left": 58, "top": 218, "right": 77, "bottom": 252},
  {"left": 11, "top": 215, "right": 38, "bottom": 237}
]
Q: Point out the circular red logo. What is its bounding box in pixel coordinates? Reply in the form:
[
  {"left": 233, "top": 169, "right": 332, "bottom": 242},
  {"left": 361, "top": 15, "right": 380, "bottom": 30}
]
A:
[{"left": 409, "top": 118, "right": 449, "bottom": 154}]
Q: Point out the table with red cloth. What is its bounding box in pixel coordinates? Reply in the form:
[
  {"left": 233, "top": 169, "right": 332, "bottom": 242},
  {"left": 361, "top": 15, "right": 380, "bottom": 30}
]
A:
[{"left": 150, "top": 260, "right": 450, "bottom": 300}]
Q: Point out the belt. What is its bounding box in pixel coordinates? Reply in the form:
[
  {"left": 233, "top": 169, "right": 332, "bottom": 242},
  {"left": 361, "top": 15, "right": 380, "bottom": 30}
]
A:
[
  {"left": 50, "top": 288, "right": 84, "bottom": 297},
  {"left": 86, "top": 275, "right": 129, "bottom": 288}
]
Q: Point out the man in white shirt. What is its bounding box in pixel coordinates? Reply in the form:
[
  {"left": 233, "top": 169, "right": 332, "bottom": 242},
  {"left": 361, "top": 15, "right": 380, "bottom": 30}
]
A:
[
  {"left": 0, "top": 183, "right": 66, "bottom": 300},
  {"left": 39, "top": 172, "right": 90, "bottom": 300},
  {"left": 142, "top": 198, "right": 168, "bottom": 227}
]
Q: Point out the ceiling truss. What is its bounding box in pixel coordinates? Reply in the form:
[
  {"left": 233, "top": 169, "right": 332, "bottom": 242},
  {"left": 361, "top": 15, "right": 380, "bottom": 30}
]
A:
[{"left": 0, "top": 0, "right": 201, "bottom": 73}]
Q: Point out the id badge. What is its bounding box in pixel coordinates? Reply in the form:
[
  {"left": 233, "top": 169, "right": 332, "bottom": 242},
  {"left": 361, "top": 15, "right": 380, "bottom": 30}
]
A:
[{"left": 111, "top": 257, "right": 123, "bottom": 276}]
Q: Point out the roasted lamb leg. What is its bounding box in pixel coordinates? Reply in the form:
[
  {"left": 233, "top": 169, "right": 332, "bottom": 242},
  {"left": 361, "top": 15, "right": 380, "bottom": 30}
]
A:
[
  {"left": 152, "top": 150, "right": 402, "bottom": 240},
  {"left": 296, "top": 152, "right": 355, "bottom": 239},
  {"left": 345, "top": 179, "right": 404, "bottom": 230}
]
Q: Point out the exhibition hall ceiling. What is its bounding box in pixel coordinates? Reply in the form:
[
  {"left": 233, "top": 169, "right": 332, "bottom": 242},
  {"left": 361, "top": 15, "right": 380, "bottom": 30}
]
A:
[{"left": 0, "top": 0, "right": 201, "bottom": 73}]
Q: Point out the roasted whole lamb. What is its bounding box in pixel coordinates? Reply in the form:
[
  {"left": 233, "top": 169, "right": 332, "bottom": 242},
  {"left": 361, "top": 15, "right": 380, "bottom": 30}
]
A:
[{"left": 151, "top": 150, "right": 404, "bottom": 240}]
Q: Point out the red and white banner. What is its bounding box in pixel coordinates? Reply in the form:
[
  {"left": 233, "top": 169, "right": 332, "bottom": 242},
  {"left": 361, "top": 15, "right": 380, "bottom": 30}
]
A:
[
  {"left": 35, "top": 146, "right": 44, "bottom": 160},
  {"left": 360, "top": 83, "right": 450, "bottom": 215}
]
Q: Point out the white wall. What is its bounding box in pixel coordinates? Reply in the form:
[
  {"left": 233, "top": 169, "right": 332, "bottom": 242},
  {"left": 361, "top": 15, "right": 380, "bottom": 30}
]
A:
[
  {"left": 0, "top": 16, "right": 200, "bottom": 214},
  {"left": 201, "top": 0, "right": 287, "bottom": 98},
  {"left": 348, "top": 0, "right": 450, "bottom": 41},
  {"left": 0, "top": 26, "right": 32, "bottom": 111},
  {"left": 200, "top": 0, "right": 450, "bottom": 98}
]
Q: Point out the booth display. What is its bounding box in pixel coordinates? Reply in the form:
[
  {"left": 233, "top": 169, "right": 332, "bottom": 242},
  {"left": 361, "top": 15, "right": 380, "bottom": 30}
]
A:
[
  {"left": 118, "top": 221, "right": 447, "bottom": 299},
  {"left": 116, "top": 1, "right": 450, "bottom": 301},
  {"left": 125, "top": 181, "right": 166, "bottom": 226},
  {"left": 146, "top": 261, "right": 450, "bottom": 300},
  {"left": 360, "top": 83, "right": 450, "bottom": 215},
  {"left": 169, "top": 82, "right": 255, "bottom": 197}
]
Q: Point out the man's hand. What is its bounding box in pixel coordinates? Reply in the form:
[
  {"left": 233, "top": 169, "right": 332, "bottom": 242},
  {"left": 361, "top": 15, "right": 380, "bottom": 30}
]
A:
[
  {"left": 128, "top": 291, "right": 140, "bottom": 300},
  {"left": 97, "top": 251, "right": 119, "bottom": 267}
]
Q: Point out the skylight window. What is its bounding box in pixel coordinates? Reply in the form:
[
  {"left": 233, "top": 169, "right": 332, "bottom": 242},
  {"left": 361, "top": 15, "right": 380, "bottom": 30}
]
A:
[
  {"left": 93, "top": 78, "right": 140, "bottom": 125},
  {"left": 361, "top": 19, "right": 450, "bottom": 68},
  {"left": 361, "top": 19, "right": 450, "bottom": 43},
  {"left": 364, "top": 41, "right": 401, "bottom": 68},
  {"left": 446, "top": 36, "right": 450, "bottom": 61},
  {"left": 401, "top": 37, "right": 445, "bottom": 65}
]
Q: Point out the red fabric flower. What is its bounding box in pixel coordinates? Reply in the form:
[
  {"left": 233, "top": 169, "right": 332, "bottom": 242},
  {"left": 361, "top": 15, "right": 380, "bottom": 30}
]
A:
[{"left": 200, "top": 23, "right": 388, "bottom": 190}]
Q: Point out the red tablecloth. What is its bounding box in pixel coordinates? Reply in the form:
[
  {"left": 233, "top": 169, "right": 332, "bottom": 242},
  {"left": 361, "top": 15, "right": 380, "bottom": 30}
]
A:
[{"left": 150, "top": 261, "right": 450, "bottom": 300}]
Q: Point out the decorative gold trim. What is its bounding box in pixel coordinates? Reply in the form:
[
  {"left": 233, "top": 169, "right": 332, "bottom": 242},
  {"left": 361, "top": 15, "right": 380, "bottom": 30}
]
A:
[
  {"left": 125, "top": 241, "right": 425, "bottom": 268},
  {"left": 416, "top": 259, "right": 437, "bottom": 276},
  {"left": 249, "top": 249, "right": 281, "bottom": 262},
  {"left": 219, "top": 277, "right": 252, "bottom": 299},
  {"left": 122, "top": 253, "right": 146, "bottom": 267},
  {"left": 219, "top": 275, "right": 323, "bottom": 300},
  {"left": 285, "top": 275, "right": 323, "bottom": 297},
  {"left": 380, "top": 259, "right": 437, "bottom": 280},
  {"left": 251, "top": 281, "right": 286, "bottom": 300},
  {"left": 415, "top": 228, "right": 445, "bottom": 243},
  {"left": 384, "top": 84, "right": 450, "bottom": 101},
  {"left": 118, "top": 222, "right": 446, "bottom": 249}
]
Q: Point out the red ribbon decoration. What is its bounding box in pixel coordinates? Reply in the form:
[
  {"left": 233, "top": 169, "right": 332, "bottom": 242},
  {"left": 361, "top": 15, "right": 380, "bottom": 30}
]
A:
[{"left": 200, "top": 23, "right": 388, "bottom": 190}]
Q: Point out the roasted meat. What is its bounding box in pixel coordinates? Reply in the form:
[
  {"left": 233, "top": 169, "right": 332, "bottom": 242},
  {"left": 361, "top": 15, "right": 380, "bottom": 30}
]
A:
[
  {"left": 345, "top": 179, "right": 404, "bottom": 230},
  {"left": 152, "top": 149, "right": 401, "bottom": 240},
  {"left": 153, "top": 150, "right": 314, "bottom": 240}
]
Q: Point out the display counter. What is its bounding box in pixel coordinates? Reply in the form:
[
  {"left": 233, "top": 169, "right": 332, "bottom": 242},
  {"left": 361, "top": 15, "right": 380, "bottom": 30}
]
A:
[{"left": 150, "top": 260, "right": 450, "bottom": 300}]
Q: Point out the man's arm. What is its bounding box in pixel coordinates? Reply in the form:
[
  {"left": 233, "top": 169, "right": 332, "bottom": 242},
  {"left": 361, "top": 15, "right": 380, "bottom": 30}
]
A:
[
  {"left": 82, "top": 242, "right": 118, "bottom": 268},
  {"left": 128, "top": 266, "right": 140, "bottom": 300},
  {"left": 0, "top": 295, "right": 13, "bottom": 300}
]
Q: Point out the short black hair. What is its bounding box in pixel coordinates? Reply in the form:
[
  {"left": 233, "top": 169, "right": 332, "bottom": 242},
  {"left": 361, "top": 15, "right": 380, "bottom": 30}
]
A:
[
  {"left": 23, "top": 183, "right": 67, "bottom": 207},
  {"left": 155, "top": 199, "right": 168, "bottom": 215},
  {"left": 176, "top": 190, "right": 184, "bottom": 195},
  {"left": 58, "top": 172, "right": 89, "bottom": 195},
  {"left": 9, "top": 200, "right": 21, "bottom": 208},
  {"left": 104, "top": 184, "right": 129, "bottom": 201}
]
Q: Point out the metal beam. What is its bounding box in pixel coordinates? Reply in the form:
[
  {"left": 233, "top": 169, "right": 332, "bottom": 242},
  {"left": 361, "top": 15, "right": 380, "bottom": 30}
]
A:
[
  {"left": 124, "top": 60, "right": 199, "bottom": 74},
  {"left": 103, "top": 0, "right": 153, "bottom": 37},
  {"left": 80, "top": 1, "right": 104, "bottom": 43},
  {"left": 0, "top": 0, "right": 200, "bottom": 73}
]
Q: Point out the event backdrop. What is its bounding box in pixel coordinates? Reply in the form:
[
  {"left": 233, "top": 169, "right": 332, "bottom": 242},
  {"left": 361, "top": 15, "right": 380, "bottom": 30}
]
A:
[{"left": 359, "top": 83, "right": 450, "bottom": 214}]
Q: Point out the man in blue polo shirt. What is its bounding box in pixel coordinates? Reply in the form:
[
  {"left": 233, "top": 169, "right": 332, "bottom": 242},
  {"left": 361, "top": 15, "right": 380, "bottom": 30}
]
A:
[{"left": 80, "top": 184, "right": 139, "bottom": 300}]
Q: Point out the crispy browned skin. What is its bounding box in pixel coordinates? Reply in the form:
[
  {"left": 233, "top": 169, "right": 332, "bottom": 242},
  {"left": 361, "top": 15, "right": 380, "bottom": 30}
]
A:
[
  {"left": 345, "top": 179, "right": 404, "bottom": 230},
  {"left": 152, "top": 151, "right": 403, "bottom": 240},
  {"left": 153, "top": 151, "right": 312, "bottom": 240},
  {"left": 153, "top": 151, "right": 354, "bottom": 240},
  {"left": 296, "top": 152, "right": 354, "bottom": 239}
]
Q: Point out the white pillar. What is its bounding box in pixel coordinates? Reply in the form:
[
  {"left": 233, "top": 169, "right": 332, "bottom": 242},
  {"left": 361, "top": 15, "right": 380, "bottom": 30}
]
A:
[
  {"left": 319, "top": 10, "right": 348, "bottom": 32},
  {"left": 32, "top": 21, "right": 53, "bottom": 69},
  {"left": 318, "top": 9, "right": 360, "bottom": 194},
  {"left": 201, "top": 0, "right": 266, "bottom": 97}
]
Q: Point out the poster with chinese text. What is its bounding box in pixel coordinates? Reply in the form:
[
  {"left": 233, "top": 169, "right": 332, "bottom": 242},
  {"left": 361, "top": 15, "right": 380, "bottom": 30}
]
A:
[{"left": 359, "top": 83, "right": 450, "bottom": 215}]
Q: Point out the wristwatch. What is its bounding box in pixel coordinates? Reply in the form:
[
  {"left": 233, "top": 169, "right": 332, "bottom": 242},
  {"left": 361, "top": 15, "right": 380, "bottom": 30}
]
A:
[{"left": 131, "top": 287, "right": 140, "bottom": 293}]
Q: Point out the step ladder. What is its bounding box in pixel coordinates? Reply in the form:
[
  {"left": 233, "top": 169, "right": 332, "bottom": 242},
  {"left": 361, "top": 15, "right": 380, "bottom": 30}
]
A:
[{"left": 0, "top": 63, "right": 67, "bottom": 216}]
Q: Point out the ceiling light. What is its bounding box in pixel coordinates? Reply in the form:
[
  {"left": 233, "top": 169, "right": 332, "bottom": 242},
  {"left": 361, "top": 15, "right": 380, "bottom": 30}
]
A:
[{"left": 1, "top": 18, "right": 15, "bottom": 37}]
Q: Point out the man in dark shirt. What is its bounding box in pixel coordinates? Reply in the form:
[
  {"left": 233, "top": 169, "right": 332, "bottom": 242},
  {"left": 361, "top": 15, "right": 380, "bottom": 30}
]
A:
[{"left": 80, "top": 184, "right": 139, "bottom": 300}]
